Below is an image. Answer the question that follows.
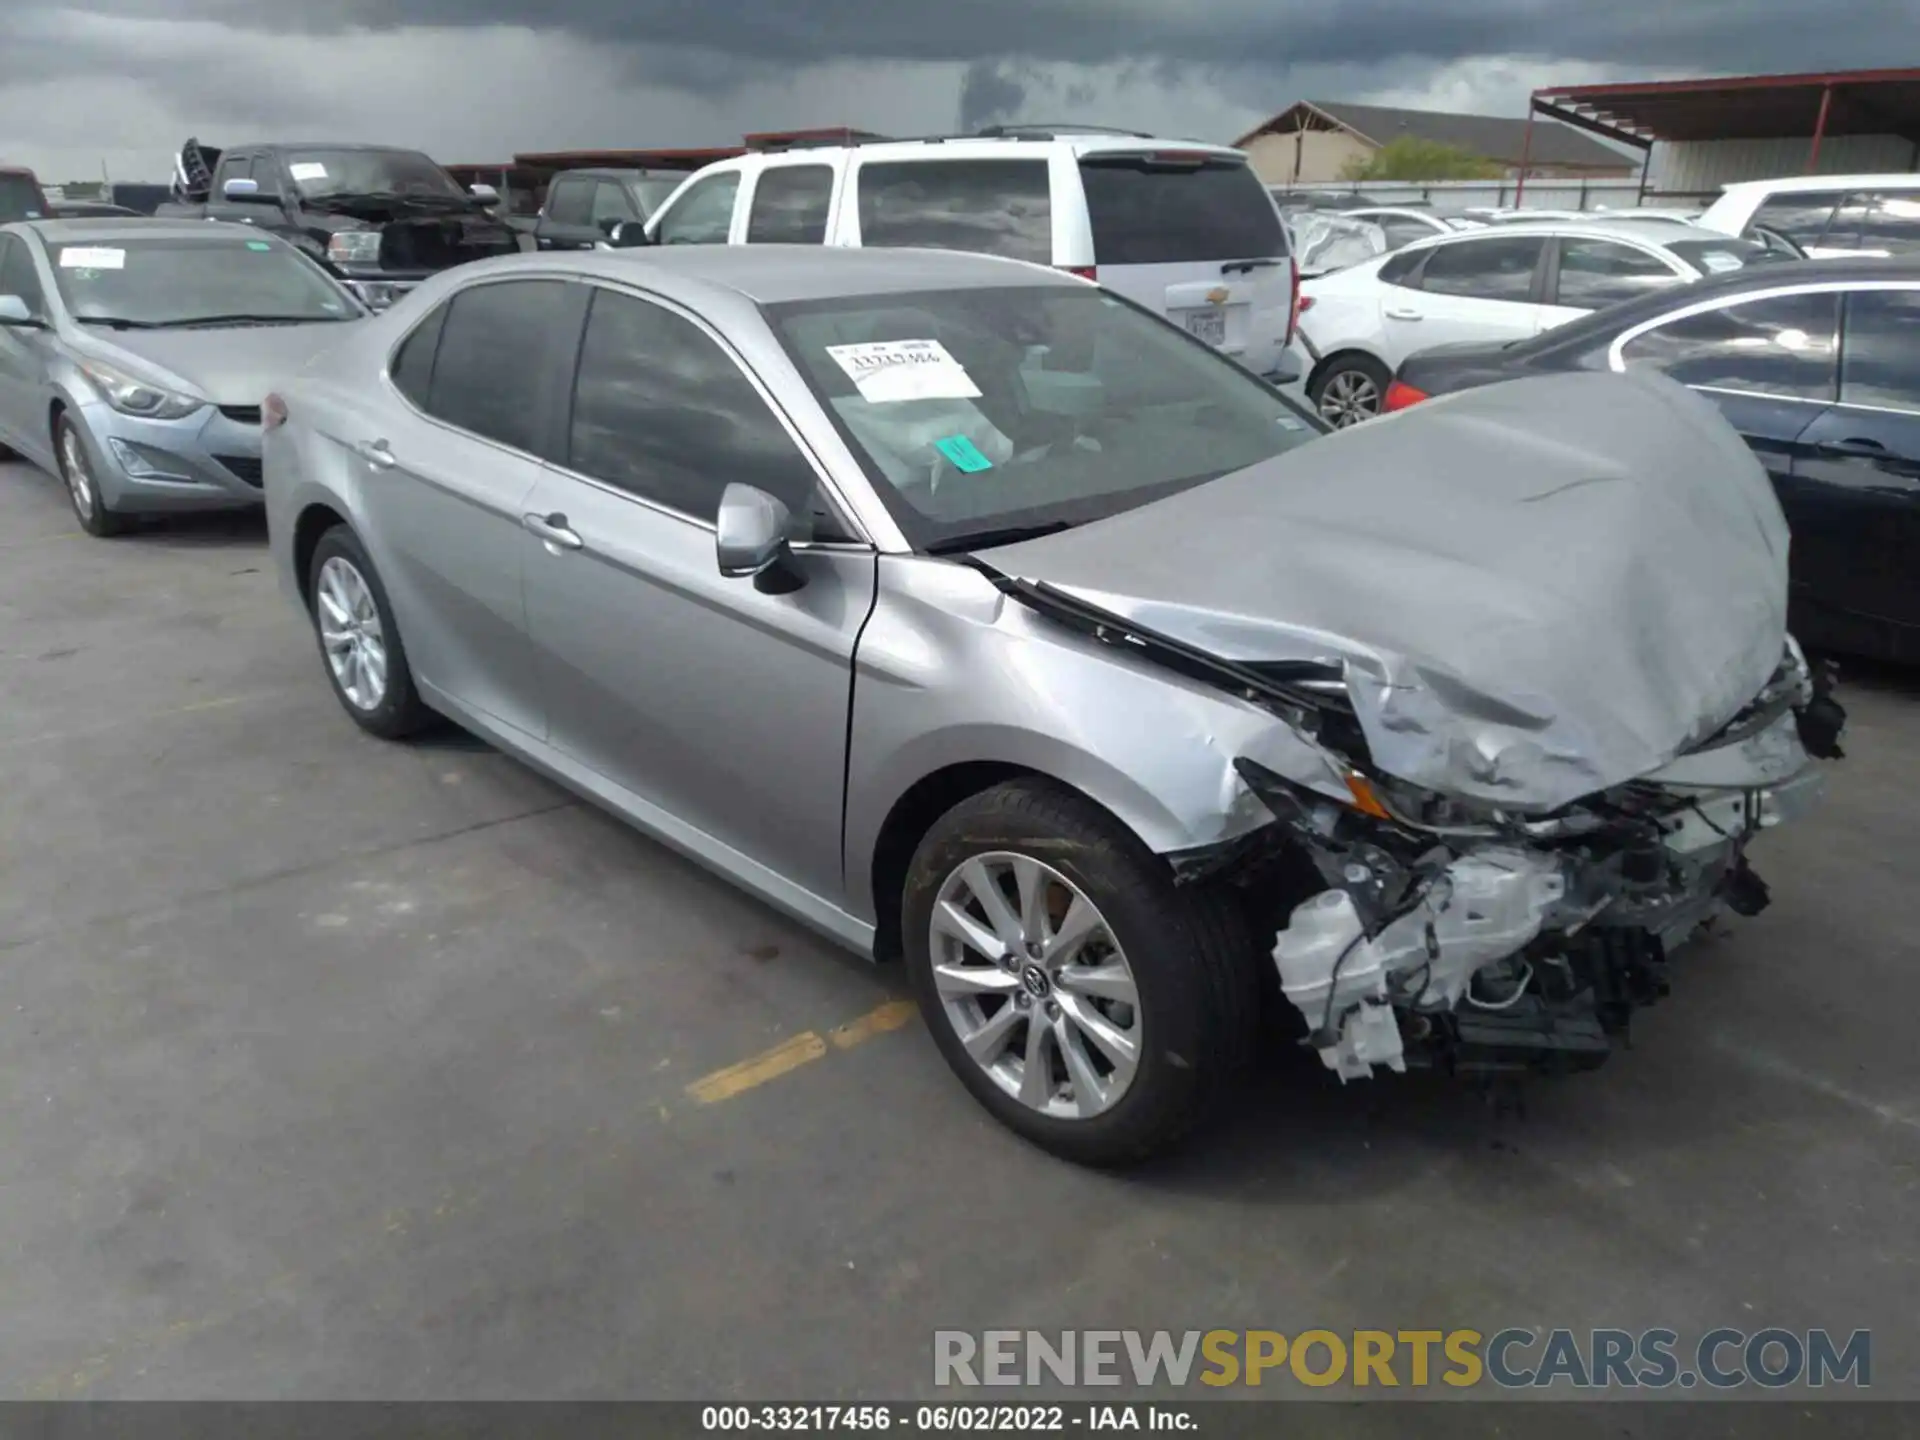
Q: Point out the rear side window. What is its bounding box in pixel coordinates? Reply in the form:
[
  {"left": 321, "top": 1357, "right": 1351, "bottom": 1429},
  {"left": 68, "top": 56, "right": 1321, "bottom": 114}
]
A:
[
  {"left": 1552, "top": 237, "right": 1680, "bottom": 309},
  {"left": 747, "top": 165, "right": 835, "bottom": 244},
  {"left": 1619, "top": 291, "right": 1839, "bottom": 400},
  {"left": 856, "top": 160, "right": 1052, "bottom": 264},
  {"left": 0, "top": 171, "right": 48, "bottom": 221},
  {"left": 1417, "top": 236, "right": 1544, "bottom": 302},
  {"left": 1836, "top": 192, "right": 1920, "bottom": 257},
  {"left": 1378, "top": 248, "right": 1426, "bottom": 286},
  {"left": 389, "top": 302, "right": 446, "bottom": 408},
  {"left": 567, "top": 288, "right": 822, "bottom": 521},
  {"left": 1841, "top": 289, "right": 1920, "bottom": 412},
  {"left": 1750, "top": 192, "right": 1843, "bottom": 248},
  {"left": 425, "top": 279, "right": 576, "bottom": 453},
  {"left": 1376, "top": 216, "right": 1441, "bottom": 250},
  {"left": 1078, "top": 156, "right": 1288, "bottom": 265}
]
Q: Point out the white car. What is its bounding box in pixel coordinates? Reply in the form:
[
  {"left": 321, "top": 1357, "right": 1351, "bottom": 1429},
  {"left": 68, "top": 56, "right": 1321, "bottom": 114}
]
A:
[
  {"left": 1296, "top": 219, "right": 1781, "bottom": 426},
  {"left": 1339, "top": 206, "right": 1480, "bottom": 249},
  {"left": 1697, "top": 173, "right": 1920, "bottom": 259},
  {"left": 632, "top": 127, "right": 1301, "bottom": 381}
]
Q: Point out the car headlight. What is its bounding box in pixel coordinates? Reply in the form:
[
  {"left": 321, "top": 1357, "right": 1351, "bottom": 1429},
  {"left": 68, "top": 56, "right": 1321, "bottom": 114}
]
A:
[
  {"left": 78, "top": 359, "right": 207, "bottom": 420},
  {"left": 326, "top": 230, "right": 383, "bottom": 266}
]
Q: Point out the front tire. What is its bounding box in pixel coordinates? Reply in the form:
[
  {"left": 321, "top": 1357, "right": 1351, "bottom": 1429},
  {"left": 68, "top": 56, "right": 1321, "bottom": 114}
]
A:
[
  {"left": 54, "top": 415, "right": 131, "bottom": 536},
  {"left": 306, "top": 525, "right": 433, "bottom": 739},
  {"left": 902, "top": 780, "right": 1260, "bottom": 1167},
  {"left": 1309, "top": 354, "right": 1391, "bottom": 429}
]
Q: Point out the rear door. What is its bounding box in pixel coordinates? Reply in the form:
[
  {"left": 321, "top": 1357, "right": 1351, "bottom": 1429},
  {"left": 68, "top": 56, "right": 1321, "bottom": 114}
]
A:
[
  {"left": 1378, "top": 233, "right": 1548, "bottom": 366},
  {"left": 1791, "top": 285, "right": 1920, "bottom": 653},
  {"left": 1074, "top": 150, "right": 1293, "bottom": 377},
  {"left": 1748, "top": 190, "right": 1849, "bottom": 257},
  {"left": 1818, "top": 189, "right": 1920, "bottom": 259}
]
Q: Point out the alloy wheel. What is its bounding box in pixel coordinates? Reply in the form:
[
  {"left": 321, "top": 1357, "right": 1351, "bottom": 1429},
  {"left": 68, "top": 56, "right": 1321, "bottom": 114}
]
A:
[
  {"left": 927, "top": 852, "right": 1142, "bottom": 1120},
  {"left": 1317, "top": 369, "right": 1382, "bottom": 427},
  {"left": 315, "top": 556, "right": 389, "bottom": 711},
  {"left": 59, "top": 425, "right": 94, "bottom": 516}
]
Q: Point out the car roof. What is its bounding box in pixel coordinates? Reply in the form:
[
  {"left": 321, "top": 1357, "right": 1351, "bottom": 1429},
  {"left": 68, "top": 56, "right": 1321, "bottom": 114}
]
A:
[
  {"left": 229, "top": 141, "right": 426, "bottom": 153},
  {"left": 1399, "top": 217, "right": 1731, "bottom": 248},
  {"left": 1719, "top": 173, "right": 1920, "bottom": 195},
  {"left": 557, "top": 168, "right": 676, "bottom": 181},
  {"left": 18, "top": 217, "right": 265, "bottom": 244},
  {"left": 743, "top": 132, "right": 1245, "bottom": 164},
  {"left": 449, "top": 244, "right": 1081, "bottom": 306}
]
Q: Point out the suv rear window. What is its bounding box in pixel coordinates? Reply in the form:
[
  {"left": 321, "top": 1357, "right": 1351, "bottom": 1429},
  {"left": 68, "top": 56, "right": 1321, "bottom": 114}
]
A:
[
  {"left": 1079, "top": 156, "right": 1288, "bottom": 265},
  {"left": 0, "top": 171, "right": 48, "bottom": 222},
  {"left": 856, "top": 160, "right": 1052, "bottom": 264}
]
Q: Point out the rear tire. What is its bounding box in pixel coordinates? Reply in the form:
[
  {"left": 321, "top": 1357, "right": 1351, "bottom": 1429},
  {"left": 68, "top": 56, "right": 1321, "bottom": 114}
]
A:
[
  {"left": 1309, "top": 354, "right": 1391, "bottom": 429},
  {"left": 902, "top": 779, "right": 1260, "bottom": 1167},
  {"left": 306, "top": 524, "right": 433, "bottom": 740}
]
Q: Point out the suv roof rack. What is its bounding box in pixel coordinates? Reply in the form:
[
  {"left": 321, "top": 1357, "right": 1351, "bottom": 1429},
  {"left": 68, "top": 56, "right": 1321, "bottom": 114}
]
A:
[{"left": 974, "top": 123, "right": 1154, "bottom": 139}]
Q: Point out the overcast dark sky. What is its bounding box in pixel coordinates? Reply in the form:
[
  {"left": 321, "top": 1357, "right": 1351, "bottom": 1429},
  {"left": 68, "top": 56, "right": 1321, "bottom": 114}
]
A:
[{"left": 3, "top": 2, "right": 1909, "bottom": 181}]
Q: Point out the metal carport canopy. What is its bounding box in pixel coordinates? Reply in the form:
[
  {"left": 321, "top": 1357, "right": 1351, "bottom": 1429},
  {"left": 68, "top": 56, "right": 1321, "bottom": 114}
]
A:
[{"left": 1528, "top": 68, "right": 1920, "bottom": 150}]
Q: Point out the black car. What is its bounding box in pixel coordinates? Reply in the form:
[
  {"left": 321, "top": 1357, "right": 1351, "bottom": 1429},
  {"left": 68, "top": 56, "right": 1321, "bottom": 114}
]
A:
[
  {"left": 156, "top": 138, "right": 520, "bottom": 308},
  {"left": 532, "top": 168, "right": 687, "bottom": 251},
  {"left": 1391, "top": 258, "right": 1920, "bottom": 664}
]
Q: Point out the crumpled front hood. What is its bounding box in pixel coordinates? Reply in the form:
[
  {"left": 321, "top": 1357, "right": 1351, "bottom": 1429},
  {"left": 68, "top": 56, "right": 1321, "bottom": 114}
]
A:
[
  {"left": 986, "top": 370, "right": 1790, "bottom": 812},
  {"left": 83, "top": 322, "right": 361, "bottom": 407}
]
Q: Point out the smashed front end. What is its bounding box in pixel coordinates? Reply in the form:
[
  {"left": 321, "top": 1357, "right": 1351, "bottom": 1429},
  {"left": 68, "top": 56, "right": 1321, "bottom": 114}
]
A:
[{"left": 1233, "top": 641, "right": 1845, "bottom": 1080}]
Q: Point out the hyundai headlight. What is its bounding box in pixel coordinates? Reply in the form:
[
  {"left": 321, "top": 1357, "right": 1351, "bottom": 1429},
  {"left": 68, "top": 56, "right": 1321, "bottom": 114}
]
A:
[{"left": 79, "top": 359, "right": 207, "bottom": 421}]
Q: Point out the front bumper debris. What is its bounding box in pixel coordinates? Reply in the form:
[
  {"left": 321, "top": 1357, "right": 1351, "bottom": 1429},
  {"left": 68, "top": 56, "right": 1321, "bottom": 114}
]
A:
[{"left": 1251, "top": 678, "right": 1842, "bottom": 1083}]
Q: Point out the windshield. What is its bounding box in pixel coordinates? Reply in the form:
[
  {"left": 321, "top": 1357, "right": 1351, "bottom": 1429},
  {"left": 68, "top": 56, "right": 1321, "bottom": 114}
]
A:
[
  {"left": 50, "top": 236, "right": 359, "bottom": 326},
  {"left": 1666, "top": 237, "right": 1783, "bottom": 274},
  {"left": 0, "top": 171, "right": 48, "bottom": 222},
  {"left": 282, "top": 149, "right": 465, "bottom": 200},
  {"left": 766, "top": 284, "right": 1320, "bottom": 552}
]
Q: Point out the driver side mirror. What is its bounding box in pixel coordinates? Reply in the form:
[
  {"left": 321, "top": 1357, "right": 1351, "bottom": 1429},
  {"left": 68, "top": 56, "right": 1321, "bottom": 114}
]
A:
[
  {"left": 468, "top": 182, "right": 500, "bottom": 206},
  {"left": 0, "top": 294, "right": 39, "bottom": 326},
  {"left": 608, "top": 219, "right": 653, "bottom": 248},
  {"left": 223, "top": 177, "right": 278, "bottom": 204},
  {"left": 716, "top": 483, "right": 804, "bottom": 593}
]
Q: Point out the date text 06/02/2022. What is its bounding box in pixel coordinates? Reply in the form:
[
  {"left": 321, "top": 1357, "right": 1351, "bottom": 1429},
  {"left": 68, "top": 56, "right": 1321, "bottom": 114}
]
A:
[
  {"left": 700, "top": 1405, "right": 1194, "bottom": 1431},
  {"left": 931, "top": 1328, "right": 1873, "bottom": 1391}
]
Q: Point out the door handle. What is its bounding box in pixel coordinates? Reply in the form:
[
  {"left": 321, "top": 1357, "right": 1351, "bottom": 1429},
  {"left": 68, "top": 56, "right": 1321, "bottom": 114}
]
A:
[
  {"left": 1816, "top": 437, "right": 1889, "bottom": 459},
  {"left": 522, "top": 512, "right": 583, "bottom": 550},
  {"left": 1385, "top": 307, "right": 1423, "bottom": 321},
  {"left": 353, "top": 438, "right": 397, "bottom": 469}
]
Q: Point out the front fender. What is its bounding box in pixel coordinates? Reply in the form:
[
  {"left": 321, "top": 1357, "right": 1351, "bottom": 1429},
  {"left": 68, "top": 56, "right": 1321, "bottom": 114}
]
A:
[{"left": 842, "top": 556, "right": 1339, "bottom": 922}]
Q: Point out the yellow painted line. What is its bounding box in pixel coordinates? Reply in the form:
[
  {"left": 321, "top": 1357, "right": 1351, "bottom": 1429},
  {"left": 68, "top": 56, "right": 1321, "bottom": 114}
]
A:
[
  {"left": 829, "top": 998, "right": 918, "bottom": 1050},
  {"left": 684, "top": 999, "right": 919, "bottom": 1106},
  {"left": 686, "top": 1031, "right": 829, "bottom": 1104}
]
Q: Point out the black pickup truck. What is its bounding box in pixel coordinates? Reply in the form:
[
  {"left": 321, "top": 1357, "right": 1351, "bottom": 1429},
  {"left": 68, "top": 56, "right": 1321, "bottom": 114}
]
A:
[{"left": 156, "top": 139, "right": 519, "bottom": 307}]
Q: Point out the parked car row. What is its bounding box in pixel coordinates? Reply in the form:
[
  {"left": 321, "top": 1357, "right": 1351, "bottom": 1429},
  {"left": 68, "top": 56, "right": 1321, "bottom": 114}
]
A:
[{"left": 0, "top": 132, "right": 1861, "bottom": 1166}]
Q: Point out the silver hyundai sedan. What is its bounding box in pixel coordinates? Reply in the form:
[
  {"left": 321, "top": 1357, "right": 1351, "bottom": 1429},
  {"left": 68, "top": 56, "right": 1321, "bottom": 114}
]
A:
[
  {"left": 264, "top": 245, "right": 1842, "bottom": 1165},
  {"left": 0, "top": 218, "right": 363, "bottom": 535}
]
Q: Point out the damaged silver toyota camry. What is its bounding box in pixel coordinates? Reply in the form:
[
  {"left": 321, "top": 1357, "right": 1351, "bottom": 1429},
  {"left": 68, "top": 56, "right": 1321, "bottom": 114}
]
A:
[{"left": 264, "top": 246, "right": 1846, "bottom": 1167}]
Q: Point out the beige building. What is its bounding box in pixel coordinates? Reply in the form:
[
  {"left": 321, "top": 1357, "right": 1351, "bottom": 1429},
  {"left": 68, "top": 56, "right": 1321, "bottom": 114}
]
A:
[{"left": 1234, "top": 100, "right": 1637, "bottom": 186}]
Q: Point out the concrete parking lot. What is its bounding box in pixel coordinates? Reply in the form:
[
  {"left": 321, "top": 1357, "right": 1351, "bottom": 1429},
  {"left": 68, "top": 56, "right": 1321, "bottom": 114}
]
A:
[{"left": 2, "top": 456, "right": 1917, "bottom": 1405}]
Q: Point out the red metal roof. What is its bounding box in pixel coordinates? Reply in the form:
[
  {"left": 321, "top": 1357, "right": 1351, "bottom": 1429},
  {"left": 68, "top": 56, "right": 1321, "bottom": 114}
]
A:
[{"left": 1534, "top": 68, "right": 1920, "bottom": 146}]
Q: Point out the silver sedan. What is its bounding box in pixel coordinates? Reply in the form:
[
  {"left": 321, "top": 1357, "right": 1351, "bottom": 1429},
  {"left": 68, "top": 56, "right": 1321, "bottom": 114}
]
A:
[
  {"left": 0, "top": 218, "right": 363, "bottom": 535},
  {"left": 263, "top": 245, "right": 1838, "bottom": 1165}
]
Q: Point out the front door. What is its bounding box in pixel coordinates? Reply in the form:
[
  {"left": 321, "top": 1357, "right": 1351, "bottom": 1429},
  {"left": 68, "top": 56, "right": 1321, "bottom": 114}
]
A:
[
  {"left": 1379, "top": 233, "right": 1549, "bottom": 369},
  {"left": 520, "top": 283, "right": 875, "bottom": 903},
  {"left": 0, "top": 235, "right": 55, "bottom": 465}
]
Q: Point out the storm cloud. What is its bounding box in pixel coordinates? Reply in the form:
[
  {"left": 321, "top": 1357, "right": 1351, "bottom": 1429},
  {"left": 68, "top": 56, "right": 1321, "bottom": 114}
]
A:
[{"left": 3, "top": 1, "right": 1912, "bottom": 181}]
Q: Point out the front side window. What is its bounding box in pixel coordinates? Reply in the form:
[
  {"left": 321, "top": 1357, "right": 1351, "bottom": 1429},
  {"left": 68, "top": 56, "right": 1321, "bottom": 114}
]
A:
[
  {"left": 0, "top": 235, "right": 46, "bottom": 313},
  {"left": 425, "top": 279, "right": 575, "bottom": 453},
  {"left": 767, "top": 283, "right": 1318, "bottom": 552},
  {"left": 568, "top": 288, "right": 823, "bottom": 522},
  {"left": 856, "top": 160, "right": 1053, "bottom": 264},
  {"left": 1553, "top": 237, "right": 1680, "bottom": 309},
  {"left": 1841, "top": 289, "right": 1920, "bottom": 412},
  {"left": 281, "top": 149, "right": 465, "bottom": 201},
  {"left": 1750, "top": 192, "right": 1843, "bottom": 249},
  {"left": 590, "top": 182, "right": 638, "bottom": 226},
  {"left": 546, "top": 177, "right": 593, "bottom": 226},
  {"left": 1417, "top": 236, "right": 1544, "bottom": 303},
  {"left": 1078, "top": 155, "right": 1288, "bottom": 265},
  {"left": 653, "top": 172, "right": 740, "bottom": 245},
  {"left": 746, "top": 165, "right": 835, "bottom": 244},
  {"left": 48, "top": 236, "right": 358, "bottom": 327},
  {"left": 0, "top": 172, "right": 48, "bottom": 222},
  {"left": 1619, "top": 290, "right": 1839, "bottom": 400},
  {"left": 212, "top": 154, "right": 254, "bottom": 190}
]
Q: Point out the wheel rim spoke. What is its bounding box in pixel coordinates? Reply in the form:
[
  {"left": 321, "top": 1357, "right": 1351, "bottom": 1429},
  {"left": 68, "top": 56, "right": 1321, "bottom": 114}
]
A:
[
  {"left": 932, "top": 898, "right": 1006, "bottom": 965},
  {"left": 1056, "top": 959, "right": 1135, "bottom": 1006},
  {"left": 1044, "top": 894, "right": 1101, "bottom": 965},
  {"left": 1058, "top": 992, "right": 1138, "bottom": 1075},
  {"left": 1055, "top": 1016, "right": 1109, "bottom": 1117},
  {"left": 1017, "top": 1015, "right": 1054, "bottom": 1108},
  {"left": 958, "top": 857, "right": 1025, "bottom": 952},
  {"left": 959, "top": 1003, "right": 1022, "bottom": 1065},
  {"left": 933, "top": 962, "right": 1021, "bottom": 1000}
]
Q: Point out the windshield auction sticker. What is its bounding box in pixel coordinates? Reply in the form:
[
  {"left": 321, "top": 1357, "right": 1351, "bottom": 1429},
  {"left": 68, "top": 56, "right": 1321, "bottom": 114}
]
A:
[
  {"left": 827, "top": 339, "right": 983, "bottom": 404},
  {"left": 58, "top": 247, "right": 125, "bottom": 270}
]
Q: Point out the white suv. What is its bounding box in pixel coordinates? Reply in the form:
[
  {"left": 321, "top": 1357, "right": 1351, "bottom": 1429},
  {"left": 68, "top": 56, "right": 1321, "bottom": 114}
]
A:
[
  {"left": 1698, "top": 174, "right": 1920, "bottom": 258},
  {"left": 635, "top": 128, "right": 1301, "bottom": 380}
]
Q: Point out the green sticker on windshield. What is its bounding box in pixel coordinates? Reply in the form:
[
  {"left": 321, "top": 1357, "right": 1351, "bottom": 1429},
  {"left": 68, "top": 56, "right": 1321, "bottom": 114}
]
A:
[
  {"left": 933, "top": 434, "right": 993, "bottom": 473},
  {"left": 246, "top": 240, "right": 271, "bottom": 250}
]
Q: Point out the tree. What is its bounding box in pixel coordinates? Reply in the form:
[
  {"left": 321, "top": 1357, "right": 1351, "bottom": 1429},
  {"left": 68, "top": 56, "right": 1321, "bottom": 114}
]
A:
[{"left": 1340, "top": 136, "right": 1504, "bottom": 182}]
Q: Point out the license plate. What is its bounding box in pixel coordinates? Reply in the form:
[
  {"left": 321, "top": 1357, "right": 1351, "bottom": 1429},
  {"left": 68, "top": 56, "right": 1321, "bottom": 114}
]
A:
[{"left": 1184, "top": 309, "right": 1227, "bottom": 347}]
